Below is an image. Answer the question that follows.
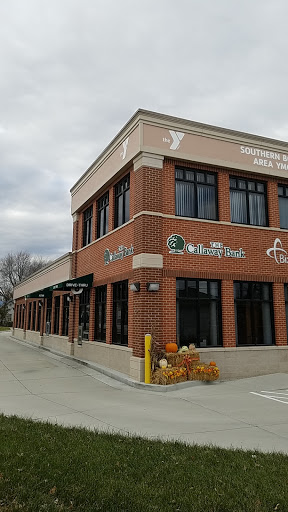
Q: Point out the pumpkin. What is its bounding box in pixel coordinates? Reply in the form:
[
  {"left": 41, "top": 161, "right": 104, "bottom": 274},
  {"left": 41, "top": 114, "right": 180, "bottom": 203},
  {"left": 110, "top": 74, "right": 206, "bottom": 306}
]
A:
[
  {"left": 180, "top": 346, "right": 189, "bottom": 353},
  {"left": 210, "top": 361, "right": 216, "bottom": 366},
  {"left": 159, "top": 358, "right": 168, "bottom": 369},
  {"left": 165, "top": 342, "right": 178, "bottom": 353}
]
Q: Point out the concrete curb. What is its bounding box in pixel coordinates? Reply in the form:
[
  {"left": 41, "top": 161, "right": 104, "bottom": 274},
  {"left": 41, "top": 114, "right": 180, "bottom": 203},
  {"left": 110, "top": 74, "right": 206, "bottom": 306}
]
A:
[{"left": 7, "top": 334, "right": 215, "bottom": 392}]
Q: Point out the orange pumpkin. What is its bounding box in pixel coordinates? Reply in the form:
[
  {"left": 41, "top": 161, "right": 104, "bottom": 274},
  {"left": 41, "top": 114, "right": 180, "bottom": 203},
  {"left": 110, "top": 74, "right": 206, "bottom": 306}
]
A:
[
  {"left": 165, "top": 343, "right": 178, "bottom": 353},
  {"left": 210, "top": 361, "right": 216, "bottom": 366}
]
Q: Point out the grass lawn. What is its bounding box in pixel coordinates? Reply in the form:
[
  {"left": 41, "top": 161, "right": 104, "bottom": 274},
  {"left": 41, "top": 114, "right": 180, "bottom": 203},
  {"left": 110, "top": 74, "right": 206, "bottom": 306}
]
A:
[
  {"left": 0, "top": 327, "right": 10, "bottom": 331},
  {"left": 0, "top": 415, "right": 287, "bottom": 512}
]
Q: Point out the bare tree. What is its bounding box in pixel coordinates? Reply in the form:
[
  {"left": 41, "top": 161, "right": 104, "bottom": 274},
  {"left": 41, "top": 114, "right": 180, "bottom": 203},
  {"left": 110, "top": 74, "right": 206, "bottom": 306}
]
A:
[{"left": 0, "top": 251, "right": 50, "bottom": 303}]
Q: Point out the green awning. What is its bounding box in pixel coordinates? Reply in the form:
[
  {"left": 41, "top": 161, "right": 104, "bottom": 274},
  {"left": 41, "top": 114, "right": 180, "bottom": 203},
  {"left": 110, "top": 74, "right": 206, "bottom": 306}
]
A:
[
  {"left": 49, "top": 274, "right": 93, "bottom": 291},
  {"left": 25, "top": 288, "right": 52, "bottom": 299}
]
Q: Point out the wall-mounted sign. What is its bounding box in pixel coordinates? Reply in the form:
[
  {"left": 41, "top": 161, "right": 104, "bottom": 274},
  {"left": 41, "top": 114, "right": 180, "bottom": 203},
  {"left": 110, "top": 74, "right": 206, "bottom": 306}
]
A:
[
  {"left": 240, "top": 146, "right": 288, "bottom": 171},
  {"left": 266, "top": 238, "right": 288, "bottom": 264},
  {"left": 167, "top": 235, "right": 245, "bottom": 259},
  {"left": 104, "top": 245, "right": 134, "bottom": 265}
]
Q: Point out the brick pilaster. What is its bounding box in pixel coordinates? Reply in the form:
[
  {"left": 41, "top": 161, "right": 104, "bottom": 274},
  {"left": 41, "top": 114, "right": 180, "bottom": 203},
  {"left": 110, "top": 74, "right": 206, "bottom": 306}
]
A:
[
  {"left": 221, "top": 280, "right": 236, "bottom": 347},
  {"left": 273, "top": 282, "right": 287, "bottom": 345},
  {"left": 89, "top": 288, "right": 96, "bottom": 341}
]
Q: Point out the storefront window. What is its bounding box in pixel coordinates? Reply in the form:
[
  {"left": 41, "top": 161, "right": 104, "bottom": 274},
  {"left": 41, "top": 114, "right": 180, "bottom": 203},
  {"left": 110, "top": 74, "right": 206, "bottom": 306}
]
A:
[
  {"left": 112, "top": 281, "right": 128, "bottom": 346},
  {"left": 54, "top": 296, "right": 60, "bottom": 335},
  {"left": 36, "top": 302, "right": 41, "bottom": 332},
  {"left": 234, "top": 281, "right": 274, "bottom": 345},
  {"left": 230, "top": 177, "right": 267, "bottom": 226},
  {"left": 278, "top": 185, "right": 288, "bottom": 229},
  {"left": 176, "top": 279, "right": 222, "bottom": 347},
  {"left": 175, "top": 167, "right": 217, "bottom": 220},
  {"left": 97, "top": 193, "right": 109, "bottom": 238},
  {"left": 79, "top": 290, "right": 90, "bottom": 340},
  {"left": 95, "top": 286, "right": 107, "bottom": 342},
  {"left": 27, "top": 302, "right": 32, "bottom": 330},
  {"left": 46, "top": 298, "right": 52, "bottom": 334},
  {"left": 62, "top": 295, "right": 69, "bottom": 337}
]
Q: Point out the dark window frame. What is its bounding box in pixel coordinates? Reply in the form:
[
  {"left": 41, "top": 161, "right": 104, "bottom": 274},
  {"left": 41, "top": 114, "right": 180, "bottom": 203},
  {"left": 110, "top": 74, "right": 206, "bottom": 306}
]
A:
[
  {"left": 94, "top": 285, "right": 107, "bottom": 342},
  {"left": 79, "top": 289, "right": 90, "bottom": 341},
  {"left": 97, "top": 192, "right": 109, "bottom": 239},
  {"left": 175, "top": 166, "right": 218, "bottom": 220},
  {"left": 53, "top": 296, "right": 60, "bottom": 335},
  {"left": 27, "top": 302, "right": 32, "bottom": 330},
  {"left": 278, "top": 184, "right": 288, "bottom": 229},
  {"left": 112, "top": 280, "right": 128, "bottom": 346},
  {"left": 62, "top": 294, "right": 69, "bottom": 337},
  {"left": 176, "top": 278, "right": 222, "bottom": 348},
  {"left": 114, "top": 174, "right": 130, "bottom": 228},
  {"left": 230, "top": 176, "right": 268, "bottom": 226},
  {"left": 234, "top": 281, "right": 275, "bottom": 346},
  {"left": 83, "top": 205, "right": 93, "bottom": 247}
]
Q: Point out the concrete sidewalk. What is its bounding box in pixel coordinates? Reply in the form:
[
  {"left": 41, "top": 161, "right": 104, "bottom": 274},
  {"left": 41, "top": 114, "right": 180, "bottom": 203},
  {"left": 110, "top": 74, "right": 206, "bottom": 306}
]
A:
[{"left": 0, "top": 332, "right": 288, "bottom": 454}]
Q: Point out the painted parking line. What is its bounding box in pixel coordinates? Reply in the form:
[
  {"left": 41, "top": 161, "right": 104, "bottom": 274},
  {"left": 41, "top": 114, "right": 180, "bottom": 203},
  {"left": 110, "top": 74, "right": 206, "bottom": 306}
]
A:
[{"left": 250, "top": 390, "right": 288, "bottom": 405}]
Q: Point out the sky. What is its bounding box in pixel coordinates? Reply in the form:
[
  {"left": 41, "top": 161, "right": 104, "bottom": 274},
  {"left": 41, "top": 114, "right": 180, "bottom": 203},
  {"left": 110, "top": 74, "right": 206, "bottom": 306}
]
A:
[{"left": 1, "top": 0, "right": 288, "bottom": 261}]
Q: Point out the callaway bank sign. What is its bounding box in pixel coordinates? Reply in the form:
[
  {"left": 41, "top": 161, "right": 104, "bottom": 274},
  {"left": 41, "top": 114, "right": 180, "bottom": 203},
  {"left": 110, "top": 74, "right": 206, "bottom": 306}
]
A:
[
  {"left": 167, "top": 235, "right": 245, "bottom": 259},
  {"left": 266, "top": 238, "right": 288, "bottom": 264}
]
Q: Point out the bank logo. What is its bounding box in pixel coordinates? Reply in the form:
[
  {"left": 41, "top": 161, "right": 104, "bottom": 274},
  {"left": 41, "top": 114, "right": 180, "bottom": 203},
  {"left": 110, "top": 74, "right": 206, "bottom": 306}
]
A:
[
  {"left": 104, "top": 249, "right": 111, "bottom": 265},
  {"left": 266, "top": 238, "right": 288, "bottom": 264},
  {"left": 120, "top": 137, "right": 129, "bottom": 160},
  {"left": 167, "top": 234, "right": 185, "bottom": 254},
  {"left": 169, "top": 130, "right": 185, "bottom": 150}
]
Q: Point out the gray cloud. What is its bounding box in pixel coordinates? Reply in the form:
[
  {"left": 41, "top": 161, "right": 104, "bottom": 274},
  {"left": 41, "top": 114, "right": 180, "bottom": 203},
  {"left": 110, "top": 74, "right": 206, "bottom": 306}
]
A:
[{"left": 1, "top": 0, "right": 288, "bottom": 258}]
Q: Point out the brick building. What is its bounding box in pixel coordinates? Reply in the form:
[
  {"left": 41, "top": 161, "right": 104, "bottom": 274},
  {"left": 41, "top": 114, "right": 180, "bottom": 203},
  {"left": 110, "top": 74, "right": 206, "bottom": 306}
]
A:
[{"left": 13, "top": 110, "right": 288, "bottom": 381}]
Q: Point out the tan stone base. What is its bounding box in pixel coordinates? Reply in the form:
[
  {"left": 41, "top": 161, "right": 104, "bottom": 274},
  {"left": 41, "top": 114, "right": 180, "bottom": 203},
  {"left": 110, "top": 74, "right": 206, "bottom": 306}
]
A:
[
  {"left": 74, "top": 341, "right": 133, "bottom": 377},
  {"left": 42, "top": 334, "right": 73, "bottom": 356},
  {"left": 198, "top": 346, "right": 288, "bottom": 380},
  {"left": 24, "top": 330, "right": 41, "bottom": 345}
]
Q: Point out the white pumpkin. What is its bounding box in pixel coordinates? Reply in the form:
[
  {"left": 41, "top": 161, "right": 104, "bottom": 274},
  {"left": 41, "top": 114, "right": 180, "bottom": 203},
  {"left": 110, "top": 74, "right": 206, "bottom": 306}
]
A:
[
  {"left": 180, "top": 346, "right": 189, "bottom": 353},
  {"left": 159, "top": 358, "right": 168, "bottom": 369}
]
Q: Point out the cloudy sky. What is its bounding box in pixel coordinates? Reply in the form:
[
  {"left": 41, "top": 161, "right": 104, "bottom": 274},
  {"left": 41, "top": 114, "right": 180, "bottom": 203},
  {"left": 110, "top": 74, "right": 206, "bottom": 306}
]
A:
[{"left": 1, "top": 0, "right": 288, "bottom": 260}]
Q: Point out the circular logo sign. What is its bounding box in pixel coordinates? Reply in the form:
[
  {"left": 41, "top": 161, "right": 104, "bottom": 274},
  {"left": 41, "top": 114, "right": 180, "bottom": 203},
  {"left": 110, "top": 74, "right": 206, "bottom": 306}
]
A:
[
  {"left": 104, "top": 249, "right": 110, "bottom": 265},
  {"left": 167, "top": 234, "right": 185, "bottom": 254}
]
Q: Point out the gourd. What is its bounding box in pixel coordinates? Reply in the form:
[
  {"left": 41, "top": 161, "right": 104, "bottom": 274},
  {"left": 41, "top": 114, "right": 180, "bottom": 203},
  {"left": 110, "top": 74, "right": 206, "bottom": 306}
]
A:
[
  {"left": 180, "top": 346, "right": 189, "bottom": 353},
  {"left": 210, "top": 361, "right": 216, "bottom": 366},
  {"left": 159, "top": 358, "right": 168, "bottom": 369},
  {"left": 165, "top": 342, "right": 178, "bottom": 353}
]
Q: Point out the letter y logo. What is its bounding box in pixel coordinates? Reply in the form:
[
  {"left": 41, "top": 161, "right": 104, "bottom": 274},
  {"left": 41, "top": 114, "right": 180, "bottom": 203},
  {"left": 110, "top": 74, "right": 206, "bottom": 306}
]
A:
[
  {"left": 169, "top": 130, "right": 184, "bottom": 150},
  {"left": 120, "top": 137, "right": 129, "bottom": 160}
]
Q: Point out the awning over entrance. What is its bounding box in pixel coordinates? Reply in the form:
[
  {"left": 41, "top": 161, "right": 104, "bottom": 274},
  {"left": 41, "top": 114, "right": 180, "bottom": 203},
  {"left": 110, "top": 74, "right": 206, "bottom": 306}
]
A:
[{"left": 50, "top": 274, "right": 93, "bottom": 291}]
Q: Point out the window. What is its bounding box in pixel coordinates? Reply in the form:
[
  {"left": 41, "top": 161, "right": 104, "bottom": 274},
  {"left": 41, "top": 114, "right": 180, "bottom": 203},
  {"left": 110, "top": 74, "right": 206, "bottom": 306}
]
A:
[
  {"left": 112, "top": 281, "right": 128, "bottom": 345},
  {"left": 97, "top": 193, "right": 109, "bottom": 238},
  {"left": 36, "top": 302, "right": 41, "bottom": 332},
  {"left": 114, "top": 175, "right": 130, "bottom": 228},
  {"left": 95, "top": 286, "right": 107, "bottom": 342},
  {"left": 53, "top": 296, "right": 60, "bottom": 335},
  {"left": 278, "top": 185, "right": 288, "bottom": 229},
  {"left": 175, "top": 167, "right": 217, "bottom": 220},
  {"left": 230, "top": 177, "right": 267, "bottom": 226},
  {"left": 234, "top": 281, "right": 274, "bottom": 345},
  {"left": 176, "top": 279, "right": 222, "bottom": 347},
  {"left": 62, "top": 295, "right": 69, "bottom": 337},
  {"left": 27, "top": 302, "right": 32, "bottom": 330},
  {"left": 46, "top": 298, "right": 52, "bottom": 332},
  {"left": 83, "top": 206, "right": 93, "bottom": 246},
  {"left": 79, "top": 290, "right": 90, "bottom": 340}
]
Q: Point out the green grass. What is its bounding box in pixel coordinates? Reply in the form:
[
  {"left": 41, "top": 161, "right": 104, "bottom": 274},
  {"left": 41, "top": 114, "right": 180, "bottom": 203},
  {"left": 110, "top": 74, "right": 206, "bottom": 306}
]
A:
[
  {"left": 0, "top": 327, "right": 10, "bottom": 331},
  {"left": 0, "top": 415, "right": 287, "bottom": 512}
]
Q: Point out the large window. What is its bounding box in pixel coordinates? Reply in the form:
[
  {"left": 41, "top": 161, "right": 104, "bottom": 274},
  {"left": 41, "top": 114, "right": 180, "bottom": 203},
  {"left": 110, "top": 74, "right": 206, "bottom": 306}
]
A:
[
  {"left": 46, "top": 298, "right": 52, "bottom": 333},
  {"left": 176, "top": 279, "right": 222, "bottom": 348},
  {"left": 112, "top": 281, "right": 128, "bottom": 345},
  {"left": 95, "top": 286, "right": 107, "bottom": 342},
  {"left": 175, "top": 167, "right": 217, "bottom": 220},
  {"left": 53, "top": 296, "right": 60, "bottom": 335},
  {"left": 114, "top": 175, "right": 130, "bottom": 228},
  {"left": 234, "top": 281, "right": 274, "bottom": 346},
  {"left": 79, "top": 290, "right": 90, "bottom": 340},
  {"left": 278, "top": 185, "right": 288, "bottom": 229},
  {"left": 230, "top": 177, "right": 267, "bottom": 226},
  {"left": 97, "top": 193, "right": 109, "bottom": 238},
  {"left": 27, "top": 302, "right": 32, "bottom": 330},
  {"left": 62, "top": 295, "right": 69, "bottom": 337},
  {"left": 83, "top": 206, "right": 93, "bottom": 247}
]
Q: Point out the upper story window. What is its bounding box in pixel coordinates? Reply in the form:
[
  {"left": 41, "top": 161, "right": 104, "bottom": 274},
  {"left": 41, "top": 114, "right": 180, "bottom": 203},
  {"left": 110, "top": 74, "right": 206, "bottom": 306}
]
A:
[
  {"left": 97, "top": 192, "right": 109, "bottom": 238},
  {"left": 83, "top": 206, "right": 93, "bottom": 246},
  {"left": 175, "top": 167, "right": 217, "bottom": 220},
  {"left": 230, "top": 177, "right": 267, "bottom": 226},
  {"left": 114, "top": 174, "right": 130, "bottom": 228},
  {"left": 278, "top": 184, "right": 288, "bottom": 229}
]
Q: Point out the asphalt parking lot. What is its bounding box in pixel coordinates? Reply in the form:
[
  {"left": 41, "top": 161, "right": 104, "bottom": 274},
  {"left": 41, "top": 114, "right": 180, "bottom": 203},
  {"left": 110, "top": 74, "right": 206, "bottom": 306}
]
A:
[{"left": 0, "top": 332, "right": 287, "bottom": 454}]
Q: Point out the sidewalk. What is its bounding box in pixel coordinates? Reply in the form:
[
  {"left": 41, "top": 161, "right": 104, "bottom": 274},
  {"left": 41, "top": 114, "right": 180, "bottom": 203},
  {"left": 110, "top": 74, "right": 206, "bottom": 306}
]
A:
[{"left": 0, "top": 332, "right": 288, "bottom": 454}]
